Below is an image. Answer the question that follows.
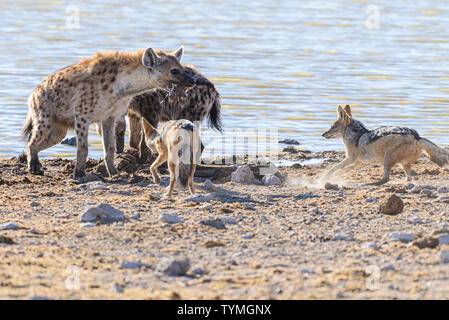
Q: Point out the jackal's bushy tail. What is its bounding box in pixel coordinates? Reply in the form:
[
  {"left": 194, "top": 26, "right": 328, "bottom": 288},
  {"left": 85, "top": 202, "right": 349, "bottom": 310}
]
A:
[
  {"left": 21, "top": 113, "right": 33, "bottom": 142},
  {"left": 418, "top": 138, "right": 449, "bottom": 167}
]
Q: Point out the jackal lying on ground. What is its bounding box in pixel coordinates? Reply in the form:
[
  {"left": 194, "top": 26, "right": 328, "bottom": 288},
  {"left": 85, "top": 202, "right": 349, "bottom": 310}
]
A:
[
  {"left": 141, "top": 119, "right": 201, "bottom": 196},
  {"left": 113, "top": 65, "right": 221, "bottom": 162},
  {"left": 22, "top": 46, "right": 195, "bottom": 180},
  {"left": 322, "top": 105, "right": 449, "bottom": 185}
]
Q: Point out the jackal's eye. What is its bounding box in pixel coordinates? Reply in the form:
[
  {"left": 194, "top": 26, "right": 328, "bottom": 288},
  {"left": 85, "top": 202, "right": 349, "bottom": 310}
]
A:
[{"left": 170, "top": 69, "right": 180, "bottom": 75}]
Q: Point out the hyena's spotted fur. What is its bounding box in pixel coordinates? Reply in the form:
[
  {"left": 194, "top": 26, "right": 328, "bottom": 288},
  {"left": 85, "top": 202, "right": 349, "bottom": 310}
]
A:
[
  {"left": 22, "top": 46, "right": 196, "bottom": 179},
  {"left": 115, "top": 65, "right": 222, "bottom": 162}
]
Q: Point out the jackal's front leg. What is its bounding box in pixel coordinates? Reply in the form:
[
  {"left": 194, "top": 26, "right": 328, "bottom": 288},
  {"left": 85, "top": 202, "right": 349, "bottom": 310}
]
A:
[
  {"left": 323, "top": 157, "right": 356, "bottom": 179},
  {"left": 101, "top": 117, "right": 118, "bottom": 177}
]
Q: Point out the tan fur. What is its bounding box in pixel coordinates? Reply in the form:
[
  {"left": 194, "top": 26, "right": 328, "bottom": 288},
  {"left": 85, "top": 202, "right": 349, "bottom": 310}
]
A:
[
  {"left": 22, "top": 46, "right": 195, "bottom": 180},
  {"left": 142, "top": 119, "right": 200, "bottom": 196},
  {"left": 322, "top": 105, "right": 449, "bottom": 185}
]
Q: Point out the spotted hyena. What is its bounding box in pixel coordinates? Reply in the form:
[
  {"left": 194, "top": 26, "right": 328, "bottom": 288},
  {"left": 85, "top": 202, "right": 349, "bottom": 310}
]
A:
[
  {"left": 114, "top": 65, "right": 222, "bottom": 162},
  {"left": 22, "top": 46, "right": 196, "bottom": 180}
]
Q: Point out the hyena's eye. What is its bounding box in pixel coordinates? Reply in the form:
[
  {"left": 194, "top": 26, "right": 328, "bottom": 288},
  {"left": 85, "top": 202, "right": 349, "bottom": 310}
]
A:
[{"left": 170, "top": 69, "right": 180, "bottom": 75}]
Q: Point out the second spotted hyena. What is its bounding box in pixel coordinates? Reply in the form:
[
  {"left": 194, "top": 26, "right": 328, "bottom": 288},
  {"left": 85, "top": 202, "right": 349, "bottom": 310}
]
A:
[{"left": 22, "top": 46, "right": 196, "bottom": 179}]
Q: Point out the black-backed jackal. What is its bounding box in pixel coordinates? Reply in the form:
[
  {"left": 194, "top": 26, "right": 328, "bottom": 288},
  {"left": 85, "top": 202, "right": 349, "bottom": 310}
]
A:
[
  {"left": 141, "top": 119, "right": 201, "bottom": 196},
  {"left": 322, "top": 105, "right": 449, "bottom": 185}
]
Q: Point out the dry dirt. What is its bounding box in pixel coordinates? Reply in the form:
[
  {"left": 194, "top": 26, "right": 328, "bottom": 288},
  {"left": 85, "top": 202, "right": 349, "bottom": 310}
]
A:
[{"left": 1, "top": 147, "right": 449, "bottom": 299}]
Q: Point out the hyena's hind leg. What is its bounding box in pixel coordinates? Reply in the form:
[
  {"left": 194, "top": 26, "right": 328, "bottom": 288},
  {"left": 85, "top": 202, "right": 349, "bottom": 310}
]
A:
[{"left": 26, "top": 117, "right": 68, "bottom": 174}]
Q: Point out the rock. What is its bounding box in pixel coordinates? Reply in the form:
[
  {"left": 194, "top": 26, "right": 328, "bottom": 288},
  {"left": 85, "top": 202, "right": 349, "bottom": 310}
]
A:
[
  {"left": 299, "top": 268, "right": 316, "bottom": 275},
  {"left": 242, "top": 202, "right": 255, "bottom": 210},
  {"left": 262, "top": 174, "right": 282, "bottom": 186},
  {"left": 120, "top": 261, "right": 149, "bottom": 270},
  {"left": 0, "top": 222, "right": 18, "bottom": 230},
  {"left": 333, "top": 234, "right": 354, "bottom": 241},
  {"left": 85, "top": 181, "right": 105, "bottom": 190},
  {"left": 231, "top": 165, "right": 254, "bottom": 184},
  {"left": 440, "top": 250, "right": 449, "bottom": 263},
  {"left": 365, "top": 197, "right": 377, "bottom": 203},
  {"left": 241, "top": 234, "right": 254, "bottom": 239},
  {"left": 379, "top": 194, "right": 404, "bottom": 215},
  {"left": 109, "top": 284, "right": 124, "bottom": 293},
  {"left": 164, "top": 258, "right": 190, "bottom": 276},
  {"left": 405, "top": 183, "right": 415, "bottom": 190},
  {"left": 410, "top": 186, "right": 422, "bottom": 194},
  {"left": 282, "top": 146, "right": 298, "bottom": 154},
  {"left": 362, "top": 242, "right": 378, "bottom": 249},
  {"left": 193, "top": 267, "right": 203, "bottom": 275},
  {"left": 29, "top": 201, "right": 40, "bottom": 207},
  {"left": 220, "top": 217, "right": 237, "bottom": 225},
  {"left": 200, "top": 218, "right": 226, "bottom": 230},
  {"left": 80, "top": 203, "right": 125, "bottom": 224},
  {"left": 61, "top": 136, "right": 77, "bottom": 146},
  {"left": 413, "top": 236, "right": 439, "bottom": 249},
  {"left": 185, "top": 193, "right": 217, "bottom": 203},
  {"left": 203, "top": 179, "right": 216, "bottom": 192},
  {"left": 80, "top": 222, "right": 96, "bottom": 228},
  {"left": 389, "top": 231, "right": 414, "bottom": 243},
  {"left": 438, "top": 186, "right": 449, "bottom": 194},
  {"left": 324, "top": 182, "right": 339, "bottom": 191},
  {"left": 75, "top": 233, "right": 85, "bottom": 238},
  {"left": 381, "top": 264, "right": 395, "bottom": 271},
  {"left": 439, "top": 196, "right": 449, "bottom": 204},
  {"left": 420, "top": 189, "right": 436, "bottom": 198},
  {"left": 279, "top": 138, "right": 299, "bottom": 145},
  {"left": 438, "top": 234, "right": 449, "bottom": 246},
  {"left": 407, "top": 216, "right": 423, "bottom": 224},
  {"left": 159, "top": 213, "right": 183, "bottom": 224}
]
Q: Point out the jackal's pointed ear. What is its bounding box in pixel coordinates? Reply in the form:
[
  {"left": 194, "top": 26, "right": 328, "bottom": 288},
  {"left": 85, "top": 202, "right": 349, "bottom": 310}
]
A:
[
  {"left": 344, "top": 105, "right": 352, "bottom": 118},
  {"left": 173, "top": 46, "right": 184, "bottom": 61},
  {"left": 337, "top": 105, "right": 345, "bottom": 119},
  {"left": 142, "top": 47, "right": 161, "bottom": 68},
  {"left": 142, "top": 118, "right": 156, "bottom": 140}
]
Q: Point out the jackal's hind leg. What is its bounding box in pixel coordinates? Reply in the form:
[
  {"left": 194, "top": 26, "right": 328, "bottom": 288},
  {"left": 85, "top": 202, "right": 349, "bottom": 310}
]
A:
[
  {"left": 401, "top": 162, "right": 413, "bottom": 182},
  {"left": 165, "top": 161, "right": 177, "bottom": 197},
  {"left": 188, "top": 164, "right": 196, "bottom": 195}
]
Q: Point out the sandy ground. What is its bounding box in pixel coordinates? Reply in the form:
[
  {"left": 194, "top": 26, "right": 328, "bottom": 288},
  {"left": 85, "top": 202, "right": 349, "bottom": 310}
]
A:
[{"left": 1, "top": 146, "right": 449, "bottom": 300}]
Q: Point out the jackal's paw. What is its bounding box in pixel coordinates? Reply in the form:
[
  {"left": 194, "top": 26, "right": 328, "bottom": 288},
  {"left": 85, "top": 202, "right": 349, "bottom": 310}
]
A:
[{"left": 152, "top": 175, "right": 161, "bottom": 185}]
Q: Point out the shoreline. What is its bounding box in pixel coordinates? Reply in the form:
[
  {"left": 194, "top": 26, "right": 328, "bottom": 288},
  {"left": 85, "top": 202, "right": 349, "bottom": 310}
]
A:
[{"left": 1, "top": 146, "right": 449, "bottom": 299}]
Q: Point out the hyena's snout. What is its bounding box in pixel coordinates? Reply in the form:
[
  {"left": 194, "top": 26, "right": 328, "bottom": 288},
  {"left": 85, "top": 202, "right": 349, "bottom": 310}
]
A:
[{"left": 183, "top": 71, "right": 196, "bottom": 86}]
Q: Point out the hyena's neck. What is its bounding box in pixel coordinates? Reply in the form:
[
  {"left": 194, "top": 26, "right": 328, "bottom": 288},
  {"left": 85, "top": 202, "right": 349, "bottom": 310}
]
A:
[{"left": 112, "top": 67, "right": 158, "bottom": 103}]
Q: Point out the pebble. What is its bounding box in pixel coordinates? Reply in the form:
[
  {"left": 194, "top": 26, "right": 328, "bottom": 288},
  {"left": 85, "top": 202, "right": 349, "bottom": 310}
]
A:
[
  {"left": 75, "top": 233, "right": 85, "bottom": 238},
  {"left": 405, "top": 183, "right": 415, "bottom": 190},
  {"left": 420, "top": 189, "right": 436, "bottom": 198},
  {"left": 279, "top": 138, "right": 300, "bottom": 145},
  {"left": 410, "top": 186, "right": 422, "bottom": 194},
  {"left": 438, "top": 186, "right": 449, "bottom": 194},
  {"left": 163, "top": 258, "right": 190, "bottom": 276},
  {"left": 413, "top": 236, "right": 439, "bottom": 249},
  {"left": 203, "top": 179, "right": 216, "bottom": 192},
  {"left": 200, "top": 218, "right": 226, "bottom": 230},
  {"left": 85, "top": 181, "right": 105, "bottom": 190},
  {"left": 407, "top": 216, "right": 423, "bottom": 224},
  {"left": 365, "top": 197, "right": 377, "bottom": 203},
  {"left": 324, "top": 182, "right": 339, "bottom": 191},
  {"left": 109, "top": 284, "right": 124, "bottom": 293},
  {"left": 29, "top": 201, "right": 40, "bottom": 207},
  {"left": 0, "top": 222, "right": 18, "bottom": 230},
  {"left": 80, "top": 223, "right": 96, "bottom": 228},
  {"left": 333, "top": 234, "right": 354, "bottom": 241},
  {"left": 120, "top": 261, "right": 149, "bottom": 270},
  {"left": 262, "top": 174, "right": 282, "bottom": 186},
  {"left": 362, "top": 242, "right": 378, "bottom": 249},
  {"left": 439, "top": 196, "right": 449, "bottom": 204},
  {"left": 389, "top": 231, "right": 415, "bottom": 243},
  {"left": 381, "top": 264, "right": 395, "bottom": 271},
  {"left": 220, "top": 217, "right": 237, "bottom": 225},
  {"left": 440, "top": 250, "right": 449, "bottom": 263},
  {"left": 80, "top": 203, "right": 126, "bottom": 224},
  {"left": 242, "top": 203, "right": 255, "bottom": 210},
  {"left": 241, "top": 234, "right": 254, "bottom": 240},
  {"left": 193, "top": 267, "right": 203, "bottom": 276},
  {"left": 299, "top": 268, "right": 316, "bottom": 275},
  {"left": 185, "top": 193, "right": 217, "bottom": 203},
  {"left": 159, "top": 213, "right": 183, "bottom": 224},
  {"left": 438, "top": 234, "right": 449, "bottom": 246},
  {"left": 379, "top": 194, "right": 404, "bottom": 215},
  {"left": 231, "top": 165, "right": 254, "bottom": 184}
]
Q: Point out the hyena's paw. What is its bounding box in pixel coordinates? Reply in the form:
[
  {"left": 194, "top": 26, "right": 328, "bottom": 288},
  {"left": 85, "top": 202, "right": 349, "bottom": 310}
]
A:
[
  {"left": 106, "top": 166, "right": 118, "bottom": 177},
  {"left": 28, "top": 160, "right": 44, "bottom": 175},
  {"left": 73, "top": 168, "right": 86, "bottom": 180}
]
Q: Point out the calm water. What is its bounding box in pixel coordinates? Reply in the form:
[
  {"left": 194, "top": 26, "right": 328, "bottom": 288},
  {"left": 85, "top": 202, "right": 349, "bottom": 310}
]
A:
[{"left": 0, "top": 0, "right": 448, "bottom": 159}]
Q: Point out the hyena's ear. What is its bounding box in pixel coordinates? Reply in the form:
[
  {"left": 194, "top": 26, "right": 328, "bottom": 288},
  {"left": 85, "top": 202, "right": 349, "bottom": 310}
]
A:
[
  {"left": 142, "top": 118, "right": 156, "bottom": 140},
  {"left": 142, "top": 47, "right": 161, "bottom": 68},
  {"left": 344, "top": 105, "right": 352, "bottom": 118},
  {"left": 172, "top": 46, "right": 184, "bottom": 61}
]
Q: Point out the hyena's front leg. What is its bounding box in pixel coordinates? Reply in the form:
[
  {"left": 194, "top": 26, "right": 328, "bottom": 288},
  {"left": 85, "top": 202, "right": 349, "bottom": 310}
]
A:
[
  {"left": 74, "top": 116, "right": 90, "bottom": 179},
  {"left": 101, "top": 117, "right": 118, "bottom": 177}
]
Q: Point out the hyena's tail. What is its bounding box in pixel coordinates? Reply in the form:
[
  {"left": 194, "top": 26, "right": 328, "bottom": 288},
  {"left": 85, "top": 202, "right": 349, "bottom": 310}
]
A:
[
  {"left": 418, "top": 138, "right": 449, "bottom": 167},
  {"left": 21, "top": 113, "right": 33, "bottom": 142},
  {"left": 207, "top": 96, "right": 222, "bottom": 133}
]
